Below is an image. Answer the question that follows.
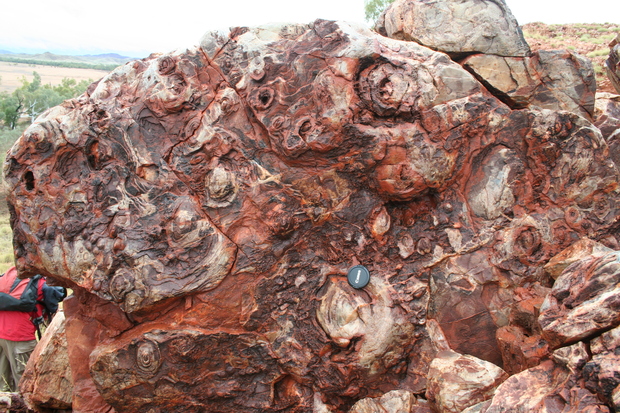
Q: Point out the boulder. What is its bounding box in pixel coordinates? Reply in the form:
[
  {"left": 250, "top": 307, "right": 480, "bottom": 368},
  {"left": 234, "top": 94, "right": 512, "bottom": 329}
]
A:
[
  {"left": 425, "top": 350, "right": 508, "bottom": 413},
  {"left": 4, "top": 15, "right": 620, "bottom": 413},
  {"left": 462, "top": 51, "right": 596, "bottom": 119},
  {"left": 539, "top": 251, "right": 620, "bottom": 348},
  {"left": 594, "top": 92, "right": 620, "bottom": 140},
  {"left": 376, "top": 0, "right": 530, "bottom": 57},
  {"left": 19, "top": 312, "right": 72, "bottom": 411},
  {"left": 607, "top": 34, "right": 620, "bottom": 94},
  {"left": 348, "top": 390, "right": 431, "bottom": 413}
]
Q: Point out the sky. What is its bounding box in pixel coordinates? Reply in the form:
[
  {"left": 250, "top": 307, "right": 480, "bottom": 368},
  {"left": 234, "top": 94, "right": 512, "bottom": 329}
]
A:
[{"left": 1, "top": 0, "right": 619, "bottom": 58}]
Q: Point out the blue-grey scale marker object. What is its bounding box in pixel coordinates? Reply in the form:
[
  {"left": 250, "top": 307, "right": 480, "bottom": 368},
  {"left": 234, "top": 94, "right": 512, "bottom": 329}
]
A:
[{"left": 347, "top": 265, "right": 370, "bottom": 289}]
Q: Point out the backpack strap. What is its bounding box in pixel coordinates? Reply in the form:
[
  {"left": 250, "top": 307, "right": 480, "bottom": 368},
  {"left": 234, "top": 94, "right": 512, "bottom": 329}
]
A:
[{"left": 10, "top": 277, "right": 21, "bottom": 292}]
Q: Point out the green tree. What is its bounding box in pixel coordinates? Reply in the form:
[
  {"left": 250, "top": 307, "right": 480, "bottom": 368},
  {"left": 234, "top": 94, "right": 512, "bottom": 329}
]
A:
[
  {"left": 26, "top": 71, "right": 41, "bottom": 93},
  {"left": 54, "top": 77, "right": 91, "bottom": 99},
  {"left": 0, "top": 92, "right": 23, "bottom": 130},
  {"left": 365, "top": 0, "right": 395, "bottom": 23},
  {"left": 0, "top": 71, "right": 91, "bottom": 129}
]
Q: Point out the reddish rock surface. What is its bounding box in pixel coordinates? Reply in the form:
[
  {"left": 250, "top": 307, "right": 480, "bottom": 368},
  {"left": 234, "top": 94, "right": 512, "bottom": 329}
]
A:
[
  {"left": 63, "top": 296, "right": 116, "bottom": 413},
  {"left": 6, "top": 2, "right": 620, "bottom": 413}
]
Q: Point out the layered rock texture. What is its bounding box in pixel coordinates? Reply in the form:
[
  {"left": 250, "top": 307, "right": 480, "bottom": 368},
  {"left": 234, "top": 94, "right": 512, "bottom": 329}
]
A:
[{"left": 6, "top": 0, "right": 620, "bottom": 412}]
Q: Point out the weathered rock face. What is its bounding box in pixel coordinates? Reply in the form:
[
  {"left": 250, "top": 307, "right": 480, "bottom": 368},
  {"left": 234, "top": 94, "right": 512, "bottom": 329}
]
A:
[
  {"left": 462, "top": 51, "right": 596, "bottom": 119},
  {"left": 6, "top": 6, "right": 620, "bottom": 413},
  {"left": 376, "top": 0, "right": 530, "bottom": 57}
]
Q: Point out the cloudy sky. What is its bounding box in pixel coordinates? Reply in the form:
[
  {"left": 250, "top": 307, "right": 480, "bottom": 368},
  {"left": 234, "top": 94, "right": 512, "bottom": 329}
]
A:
[{"left": 1, "top": 0, "right": 619, "bottom": 58}]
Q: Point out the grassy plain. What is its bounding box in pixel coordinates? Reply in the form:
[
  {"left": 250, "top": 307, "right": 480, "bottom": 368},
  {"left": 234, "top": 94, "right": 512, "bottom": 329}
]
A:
[{"left": 0, "top": 61, "right": 109, "bottom": 93}]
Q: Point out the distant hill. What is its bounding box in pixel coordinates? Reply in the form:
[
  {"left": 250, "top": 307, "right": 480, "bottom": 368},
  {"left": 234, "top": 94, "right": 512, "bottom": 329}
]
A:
[
  {"left": 0, "top": 51, "right": 138, "bottom": 71},
  {"left": 83, "top": 53, "right": 134, "bottom": 60}
]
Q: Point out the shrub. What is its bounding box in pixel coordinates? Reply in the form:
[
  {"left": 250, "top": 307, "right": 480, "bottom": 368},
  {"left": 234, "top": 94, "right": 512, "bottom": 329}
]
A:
[{"left": 587, "top": 48, "right": 611, "bottom": 58}]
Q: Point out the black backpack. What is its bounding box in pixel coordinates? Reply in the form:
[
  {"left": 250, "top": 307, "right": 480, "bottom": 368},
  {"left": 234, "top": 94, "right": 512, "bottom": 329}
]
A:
[{"left": 0, "top": 268, "right": 42, "bottom": 313}]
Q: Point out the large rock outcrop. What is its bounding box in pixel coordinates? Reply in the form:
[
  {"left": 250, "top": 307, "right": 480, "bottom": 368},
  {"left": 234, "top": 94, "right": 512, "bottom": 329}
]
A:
[{"left": 7, "top": 2, "right": 620, "bottom": 413}]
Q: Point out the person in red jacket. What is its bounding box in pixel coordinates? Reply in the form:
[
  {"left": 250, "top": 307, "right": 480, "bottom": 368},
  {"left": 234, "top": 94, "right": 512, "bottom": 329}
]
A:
[{"left": 0, "top": 267, "right": 45, "bottom": 392}]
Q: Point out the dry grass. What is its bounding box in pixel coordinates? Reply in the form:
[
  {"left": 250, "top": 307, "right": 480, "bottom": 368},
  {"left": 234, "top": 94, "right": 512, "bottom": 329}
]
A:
[
  {"left": 0, "top": 61, "right": 108, "bottom": 93},
  {"left": 0, "top": 125, "right": 28, "bottom": 274},
  {"left": 0, "top": 210, "right": 14, "bottom": 274}
]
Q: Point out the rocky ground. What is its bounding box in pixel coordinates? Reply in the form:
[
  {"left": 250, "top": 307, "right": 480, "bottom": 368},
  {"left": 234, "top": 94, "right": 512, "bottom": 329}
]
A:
[{"left": 522, "top": 22, "right": 619, "bottom": 93}]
